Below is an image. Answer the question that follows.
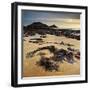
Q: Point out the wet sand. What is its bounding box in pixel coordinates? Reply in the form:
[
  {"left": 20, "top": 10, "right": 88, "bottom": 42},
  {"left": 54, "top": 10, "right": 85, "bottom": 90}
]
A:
[{"left": 23, "top": 34, "right": 80, "bottom": 77}]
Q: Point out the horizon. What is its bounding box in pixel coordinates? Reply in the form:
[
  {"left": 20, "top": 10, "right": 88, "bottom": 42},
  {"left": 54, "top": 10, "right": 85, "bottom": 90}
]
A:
[{"left": 23, "top": 21, "right": 80, "bottom": 30}]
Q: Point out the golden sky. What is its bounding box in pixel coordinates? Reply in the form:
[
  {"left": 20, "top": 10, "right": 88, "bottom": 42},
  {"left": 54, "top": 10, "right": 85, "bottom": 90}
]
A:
[
  {"left": 43, "top": 19, "right": 80, "bottom": 29},
  {"left": 22, "top": 10, "right": 80, "bottom": 30}
]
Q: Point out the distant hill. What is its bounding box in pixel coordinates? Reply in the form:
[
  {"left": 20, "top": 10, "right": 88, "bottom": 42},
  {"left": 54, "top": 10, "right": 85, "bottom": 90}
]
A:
[
  {"left": 23, "top": 22, "right": 59, "bottom": 35},
  {"left": 49, "top": 24, "right": 58, "bottom": 29},
  {"left": 24, "top": 22, "right": 49, "bottom": 29}
]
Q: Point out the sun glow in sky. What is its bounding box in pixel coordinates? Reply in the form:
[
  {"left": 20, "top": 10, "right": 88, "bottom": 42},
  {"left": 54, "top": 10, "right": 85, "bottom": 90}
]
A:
[{"left": 22, "top": 10, "right": 80, "bottom": 30}]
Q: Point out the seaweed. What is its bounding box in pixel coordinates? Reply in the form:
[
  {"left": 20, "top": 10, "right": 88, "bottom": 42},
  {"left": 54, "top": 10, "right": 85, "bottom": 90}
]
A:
[
  {"left": 54, "top": 49, "right": 67, "bottom": 63},
  {"left": 66, "top": 51, "right": 74, "bottom": 64},
  {"left": 26, "top": 46, "right": 79, "bottom": 64},
  {"left": 36, "top": 56, "right": 59, "bottom": 71}
]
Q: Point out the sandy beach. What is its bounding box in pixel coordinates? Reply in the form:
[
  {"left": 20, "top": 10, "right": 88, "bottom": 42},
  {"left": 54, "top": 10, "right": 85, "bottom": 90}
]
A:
[{"left": 22, "top": 34, "right": 80, "bottom": 77}]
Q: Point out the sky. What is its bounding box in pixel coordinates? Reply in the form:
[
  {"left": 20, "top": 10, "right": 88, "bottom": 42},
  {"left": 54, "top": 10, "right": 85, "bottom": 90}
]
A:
[{"left": 22, "top": 10, "right": 80, "bottom": 29}]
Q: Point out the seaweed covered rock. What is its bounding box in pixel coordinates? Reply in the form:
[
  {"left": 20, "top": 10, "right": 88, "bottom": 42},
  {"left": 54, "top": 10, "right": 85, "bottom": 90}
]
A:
[
  {"left": 66, "top": 51, "right": 74, "bottom": 64},
  {"left": 54, "top": 49, "right": 67, "bottom": 62},
  {"left": 36, "top": 57, "right": 59, "bottom": 71},
  {"left": 26, "top": 45, "right": 75, "bottom": 63}
]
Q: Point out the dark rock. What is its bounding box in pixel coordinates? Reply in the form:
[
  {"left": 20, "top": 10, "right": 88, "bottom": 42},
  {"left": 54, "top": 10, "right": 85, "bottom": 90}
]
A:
[
  {"left": 66, "top": 51, "right": 74, "bottom": 64},
  {"left": 36, "top": 56, "right": 59, "bottom": 71},
  {"left": 54, "top": 49, "right": 67, "bottom": 62}
]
